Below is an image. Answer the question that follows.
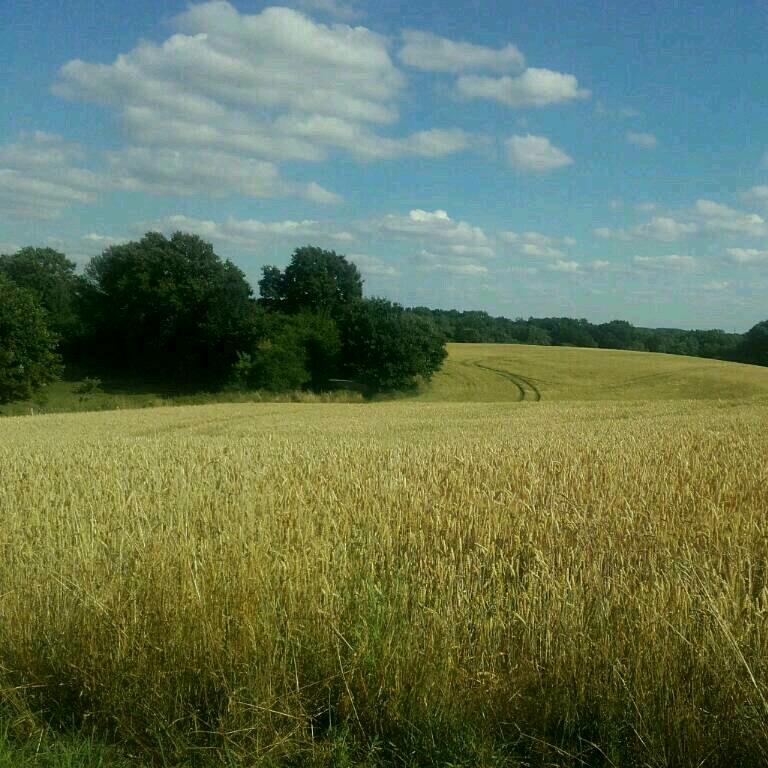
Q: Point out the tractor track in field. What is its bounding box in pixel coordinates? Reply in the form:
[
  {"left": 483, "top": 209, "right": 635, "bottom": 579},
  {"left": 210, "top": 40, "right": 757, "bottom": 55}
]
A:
[{"left": 466, "top": 360, "right": 542, "bottom": 401}]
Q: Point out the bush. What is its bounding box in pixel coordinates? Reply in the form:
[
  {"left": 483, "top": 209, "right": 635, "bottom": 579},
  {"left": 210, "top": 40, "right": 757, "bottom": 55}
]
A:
[
  {"left": 0, "top": 275, "right": 61, "bottom": 404},
  {"left": 338, "top": 298, "right": 447, "bottom": 394}
]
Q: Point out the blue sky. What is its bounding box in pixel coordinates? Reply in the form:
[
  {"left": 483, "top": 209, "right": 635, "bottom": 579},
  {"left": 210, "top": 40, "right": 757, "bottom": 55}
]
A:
[{"left": 2, "top": 0, "right": 767, "bottom": 331}]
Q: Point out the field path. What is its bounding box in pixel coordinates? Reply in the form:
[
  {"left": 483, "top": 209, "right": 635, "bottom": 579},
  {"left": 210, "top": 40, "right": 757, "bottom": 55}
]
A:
[{"left": 468, "top": 360, "right": 542, "bottom": 401}]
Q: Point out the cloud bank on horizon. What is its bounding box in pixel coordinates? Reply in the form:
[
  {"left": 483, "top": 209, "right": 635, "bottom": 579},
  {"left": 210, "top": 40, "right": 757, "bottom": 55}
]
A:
[{"left": 1, "top": 0, "right": 767, "bottom": 331}]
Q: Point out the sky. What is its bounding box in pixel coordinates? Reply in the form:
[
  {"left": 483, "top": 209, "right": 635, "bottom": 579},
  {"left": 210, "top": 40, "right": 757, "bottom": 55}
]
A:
[{"left": 2, "top": 0, "right": 767, "bottom": 331}]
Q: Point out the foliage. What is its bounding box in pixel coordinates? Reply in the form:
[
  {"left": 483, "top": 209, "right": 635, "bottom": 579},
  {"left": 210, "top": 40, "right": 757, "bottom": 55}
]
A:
[
  {"left": 0, "top": 275, "right": 61, "bottom": 404},
  {"left": 339, "top": 298, "right": 447, "bottom": 393},
  {"left": 414, "top": 307, "right": 747, "bottom": 361},
  {"left": 259, "top": 246, "right": 363, "bottom": 316},
  {"left": 0, "top": 247, "right": 85, "bottom": 345},
  {"left": 742, "top": 320, "right": 768, "bottom": 366},
  {"left": 83, "top": 232, "right": 255, "bottom": 387},
  {"left": 231, "top": 310, "right": 340, "bottom": 392}
]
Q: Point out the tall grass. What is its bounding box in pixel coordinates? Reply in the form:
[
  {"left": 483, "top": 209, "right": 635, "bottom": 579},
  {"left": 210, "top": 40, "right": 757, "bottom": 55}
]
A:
[{"left": 1, "top": 400, "right": 767, "bottom": 766}]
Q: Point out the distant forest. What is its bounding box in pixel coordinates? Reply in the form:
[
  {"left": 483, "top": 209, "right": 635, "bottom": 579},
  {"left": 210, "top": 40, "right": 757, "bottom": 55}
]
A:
[
  {"left": 1, "top": 235, "right": 766, "bottom": 405},
  {"left": 409, "top": 308, "right": 757, "bottom": 362}
]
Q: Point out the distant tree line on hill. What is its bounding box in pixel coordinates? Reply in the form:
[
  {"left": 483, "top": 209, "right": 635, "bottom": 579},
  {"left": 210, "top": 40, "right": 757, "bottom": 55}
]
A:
[
  {"left": 410, "top": 308, "right": 767, "bottom": 364},
  {"left": 0, "top": 235, "right": 447, "bottom": 404},
  {"left": 0, "top": 234, "right": 766, "bottom": 404}
]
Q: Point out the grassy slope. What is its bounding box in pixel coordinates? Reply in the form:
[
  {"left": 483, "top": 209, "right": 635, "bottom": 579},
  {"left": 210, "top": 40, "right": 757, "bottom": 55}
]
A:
[{"left": 417, "top": 343, "right": 768, "bottom": 402}]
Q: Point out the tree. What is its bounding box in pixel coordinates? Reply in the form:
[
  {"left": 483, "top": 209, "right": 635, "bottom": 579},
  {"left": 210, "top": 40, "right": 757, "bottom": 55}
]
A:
[
  {"left": 259, "top": 246, "right": 363, "bottom": 316},
  {"left": 0, "top": 247, "right": 84, "bottom": 342},
  {"left": 338, "top": 298, "right": 447, "bottom": 394},
  {"left": 0, "top": 275, "right": 61, "bottom": 403},
  {"left": 231, "top": 310, "right": 340, "bottom": 392},
  {"left": 83, "top": 232, "right": 255, "bottom": 387},
  {"left": 742, "top": 321, "right": 768, "bottom": 366}
]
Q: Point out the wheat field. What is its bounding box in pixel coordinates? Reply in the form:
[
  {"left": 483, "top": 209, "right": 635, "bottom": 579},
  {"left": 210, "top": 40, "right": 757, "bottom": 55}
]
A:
[{"left": 2, "top": 347, "right": 768, "bottom": 766}]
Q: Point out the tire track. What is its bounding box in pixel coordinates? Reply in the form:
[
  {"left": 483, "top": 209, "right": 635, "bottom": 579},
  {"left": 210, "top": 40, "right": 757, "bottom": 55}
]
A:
[{"left": 470, "top": 361, "right": 542, "bottom": 401}]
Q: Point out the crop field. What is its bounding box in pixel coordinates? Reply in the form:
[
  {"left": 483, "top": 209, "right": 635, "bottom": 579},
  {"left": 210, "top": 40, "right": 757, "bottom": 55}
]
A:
[
  {"left": 418, "top": 343, "right": 768, "bottom": 402},
  {"left": 2, "top": 346, "right": 768, "bottom": 766}
]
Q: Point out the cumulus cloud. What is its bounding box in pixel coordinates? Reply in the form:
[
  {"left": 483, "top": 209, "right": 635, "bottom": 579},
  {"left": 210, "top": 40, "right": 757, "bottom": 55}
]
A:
[
  {"left": 626, "top": 131, "right": 658, "bottom": 149},
  {"left": 547, "top": 259, "right": 581, "bottom": 273},
  {"left": 82, "top": 233, "right": 130, "bottom": 247},
  {"left": 377, "top": 209, "right": 491, "bottom": 249},
  {"left": 505, "top": 134, "right": 573, "bottom": 172},
  {"left": 457, "top": 68, "right": 589, "bottom": 107},
  {"left": 744, "top": 185, "right": 768, "bottom": 203},
  {"left": 414, "top": 250, "right": 489, "bottom": 276},
  {"left": 53, "top": 0, "right": 471, "bottom": 188},
  {"left": 292, "top": 0, "right": 365, "bottom": 20},
  {"left": 348, "top": 253, "right": 400, "bottom": 277},
  {"left": 273, "top": 116, "right": 472, "bottom": 160},
  {"left": 0, "top": 132, "right": 103, "bottom": 219},
  {"left": 146, "top": 214, "right": 355, "bottom": 251},
  {"left": 695, "top": 199, "right": 767, "bottom": 236},
  {"left": 500, "top": 229, "right": 575, "bottom": 259},
  {"left": 103, "top": 147, "right": 341, "bottom": 203},
  {"left": 594, "top": 216, "right": 698, "bottom": 242},
  {"left": 399, "top": 30, "right": 524, "bottom": 73},
  {"left": 726, "top": 247, "right": 768, "bottom": 264},
  {"left": 633, "top": 254, "right": 697, "bottom": 270}
]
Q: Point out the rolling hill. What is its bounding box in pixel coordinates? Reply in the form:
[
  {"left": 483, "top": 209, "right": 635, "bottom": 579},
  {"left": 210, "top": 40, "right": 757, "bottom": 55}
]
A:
[{"left": 416, "top": 343, "right": 768, "bottom": 402}]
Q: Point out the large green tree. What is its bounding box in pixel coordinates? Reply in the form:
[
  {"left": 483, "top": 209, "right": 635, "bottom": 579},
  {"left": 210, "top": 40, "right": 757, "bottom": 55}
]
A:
[
  {"left": 742, "top": 320, "right": 768, "bottom": 366},
  {"left": 230, "top": 310, "right": 340, "bottom": 392},
  {"left": 259, "top": 246, "right": 363, "bottom": 316},
  {"left": 0, "top": 247, "right": 84, "bottom": 342},
  {"left": 338, "top": 298, "right": 447, "bottom": 394},
  {"left": 84, "top": 232, "right": 255, "bottom": 387},
  {"left": 0, "top": 274, "right": 61, "bottom": 403}
]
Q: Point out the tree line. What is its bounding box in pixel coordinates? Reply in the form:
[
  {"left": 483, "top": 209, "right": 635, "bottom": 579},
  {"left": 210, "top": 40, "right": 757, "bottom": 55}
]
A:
[
  {"left": 412, "top": 308, "right": 768, "bottom": 365},
  {"left": 1, "top": 232, "right": 766, "bottom": 405},
  {"left": 0, "top": 233, "right": 446, "bottom": 404}
]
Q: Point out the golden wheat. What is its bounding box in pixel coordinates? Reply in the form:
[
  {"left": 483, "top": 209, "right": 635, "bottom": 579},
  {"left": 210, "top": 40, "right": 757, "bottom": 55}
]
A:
[{"left": 1, "top": 395, "right": 767, "bottom": 765}]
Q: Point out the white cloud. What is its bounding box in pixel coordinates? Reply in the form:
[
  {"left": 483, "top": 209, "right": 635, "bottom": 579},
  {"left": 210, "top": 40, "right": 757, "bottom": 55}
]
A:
[
  {"left": 505, "top": 134, "right": 573, "bottom": 172},
  {"left": 54, "top": 2, "right": 473, "bottom": 190},
  {"left": 701, "top": 280, "right": 729, "bottom": 291},
  {"left": 273, "top": 116, "right": 471, "bottom": 160},
  {"left": 743, "top": 185, "right": 768, "bottom": 203},
  {"left": 304, "top": 181, "right": 344, "bottom": 205},
  {"left": 146, "top": 214, "right": 354, "bottom": 251},
  {"left": 695, "top": 199, "right": 767, "bottom": 236},
  {"left": 635, "top": 202, "right": 657, "bottom": 212},
  {"left": 399, "top": 30, "right": 524, "bottom": 73},
  {"left": 457, "top": 68, "right": 590, "bottom": 107},
  {"left": 639, "top": 217, "right": 698, "bottom": 240},
  {"left": 594, "top": 216, "right": 698, "bottom": 242},
  {"left": 82, "top": 233, "right": 130, "bottom": 248},
  {"left": 0, "top": 133, "right": 103, "bottom": 219},
  {"left": 633, "top": 254, "right": 697, "bottom": 270},
  {"left": 377, "top": 209, "right": 490, "bottom": 249},
  {"left": 105, "top": 147, "right": 341, "bottom": 203},
  {"left": 589, "top": 260, "right": 611, "bottom": 270},
  {"left": 348, "top": 253, "right": 399, "bottom": 276},
  {"left": 413, "top": 249, "right": 489, "bottom": 276},
  {"left": 500, "top": 230, "right": 575, "bottom": 259},
  {"left": 726, "top": 247, "right": 768, "bottom": 264},
  {"left": 547, "top": 259, "right": 581, "bottom": 273},
  {"left": 626, "top": 131, "right": 657, "bottom": 149},
  {"left": 292, "top": 0, "right": 365, "bottom": 20}
]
